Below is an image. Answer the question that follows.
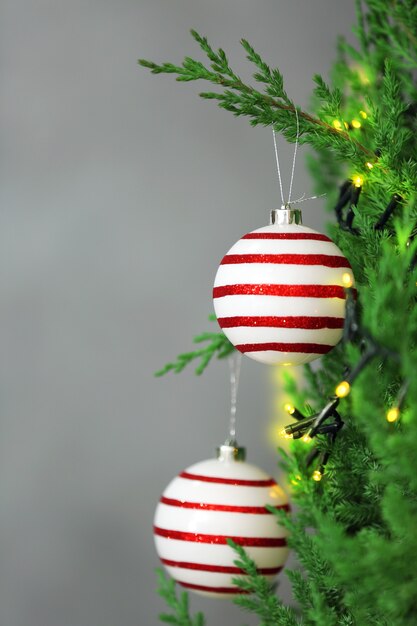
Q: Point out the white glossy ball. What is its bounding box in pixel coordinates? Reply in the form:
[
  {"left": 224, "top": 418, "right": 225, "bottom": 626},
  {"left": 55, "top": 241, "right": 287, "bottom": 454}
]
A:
[
  {"left": 213, "top": 223, "right": 354, "bottom": 365},
  {"left": 154, "top": 455, "right": 290, "bottom": 598}
]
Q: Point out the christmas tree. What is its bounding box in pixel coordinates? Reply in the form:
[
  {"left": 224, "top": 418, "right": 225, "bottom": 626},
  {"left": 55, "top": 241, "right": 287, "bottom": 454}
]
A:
[{"left": 139, "top": 1, "right": 417, "bottom": 624}]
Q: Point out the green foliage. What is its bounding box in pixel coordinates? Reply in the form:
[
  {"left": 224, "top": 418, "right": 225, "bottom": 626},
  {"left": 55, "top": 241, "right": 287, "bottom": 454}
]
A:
[
  {"left": 139, "top": 30, "right": 373, "bottom": 165},
  {"left": 156, "top": 570, "right": 205, "bottom": 626},
  {"left": 227, "top": 540, "right": 302, "bottom": 626},
  {"left": 155, "top": 316, "right": 235, "bottom": 376},
  {"left": 313, "top": 75, "right": 342, "bottom": 119},
  {"left": 144, "top": 1, "right": 417, "bottom": 624}
]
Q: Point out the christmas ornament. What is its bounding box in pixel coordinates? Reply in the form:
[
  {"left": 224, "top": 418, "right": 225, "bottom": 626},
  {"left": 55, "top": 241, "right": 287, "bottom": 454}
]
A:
[
  {"left": 213, "top": 206, "right": 355, "bottom": 365},
  {"left": 154, "top": 444, "right": 290, "bottom": 598}
]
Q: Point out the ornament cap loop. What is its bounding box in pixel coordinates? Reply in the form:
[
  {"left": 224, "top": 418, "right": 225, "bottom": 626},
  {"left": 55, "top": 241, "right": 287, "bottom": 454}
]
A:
[
  {"left": 270, "top": 207, "right": 303, "bottom": 225},
  {"left": 216, "top": 443, "right": 246, "bottom": 462}
]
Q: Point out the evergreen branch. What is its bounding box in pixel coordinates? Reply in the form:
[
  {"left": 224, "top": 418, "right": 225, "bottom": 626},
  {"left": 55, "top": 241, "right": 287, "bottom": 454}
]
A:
[
  {"left": 155, "top": 318, "right": 235, "bottom": 376},
  {"left": 139, "top": 30, "right": 375, "bottom": 160},
  {"left": 313, "top": 75, "right": 342, "bottom": 118},
  {"left": 227, "top": 540, "right": 303, "bottom": 626},
  {"left": 394, "top": 1, "right": 417, "bottom": 52},
  {"left": 286, "top": 569, "right": 314, "bottom": 617},
  {"left": 240, "top": 38, "right": 292, "bottom": 105},
  {"left": 156, "top": 570, "right": 205, "bottom": 626},
  {"left": 367, "top": 0, "right": 417, "bottom": 69}
]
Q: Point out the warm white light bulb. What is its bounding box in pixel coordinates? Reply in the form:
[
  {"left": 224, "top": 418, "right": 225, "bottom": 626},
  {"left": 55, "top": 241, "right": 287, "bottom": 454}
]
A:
[
  {"left": 386, "top": 407, "right": 400, "bottom": 423},
  {"left": 335, "top": 381, "right": 351, "bottom": 398},
  {"left": 342, "top": 272, "right": 353, "bottom": 288}
]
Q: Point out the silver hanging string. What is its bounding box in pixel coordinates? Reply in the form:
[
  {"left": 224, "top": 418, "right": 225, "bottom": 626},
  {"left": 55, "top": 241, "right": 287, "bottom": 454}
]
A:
[
  {"left": 288, "top": 107, "right": 299, "bottom": 204},
  {"left": 272, "top": 127, "right": 285, "bottom": 207},
  {"left": 227, "top": 352, "right": 242, "bottom": 445},
  {"left": 291, "top": 192, "right": 327, "bottom": 204},
  {"left": 272, "top": 108, "right": 326, "bottom": 207}
]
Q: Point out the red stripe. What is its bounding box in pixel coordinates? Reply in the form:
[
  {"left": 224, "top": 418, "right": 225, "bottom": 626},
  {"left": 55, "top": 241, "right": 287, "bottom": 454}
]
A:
[
  {"left": 217, "top": 316, "right": 344, "bottom": 329},
  {"left": 221, "top": 254, "right": 350, "bottom": 268},
  {"left": 179, "top": 471, "right": 275, "bottom": 486},
  {"left": 154, "top": 526, "right": 287, "bottom": 547},
  {"left": 179, "top": 581, "right": 249, "bottom": 594},
  {"left": 242, "top": 232, "right": 331, "bottom": 241},
  {"left": 160, "top": 496, "right": 290, "bottom": 514},
  {"left": 236, "top": 342, "right": 333, "bottom": 354},
  {"left": 161, "top": 558, "right": 283, "bottom": 575},
  {"left": 213, "top": 284, "right": 347, "bottom": 299}
]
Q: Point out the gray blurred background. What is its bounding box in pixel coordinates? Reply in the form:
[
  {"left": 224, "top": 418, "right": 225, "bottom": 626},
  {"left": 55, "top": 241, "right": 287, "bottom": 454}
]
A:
[{"left": 1, "top": 1, "right": 356, "bottom": 625}]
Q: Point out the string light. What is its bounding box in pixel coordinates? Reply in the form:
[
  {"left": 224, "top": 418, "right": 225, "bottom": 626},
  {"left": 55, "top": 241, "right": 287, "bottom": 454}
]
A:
[
  {"left": 335, "top": 381, "right": 351, "bottom": 398},
  {"left": 365, "top": 162, "right": 374, "bottom": 169},
  {"left": 344, "top": 122, "right": 349, "bottom": 129},
  {"left": 342, "top": 272, "right": 353, "bottom": 288},
  {"left": 284, "top": 403, "right": 305, "bottom": 421},
  {"left": 333, "top": 119, "right": 342, "bottom": 130},
  {"left": 333, "top": 175, "right": 363, "bottom": 233},
  {"left": 385, "top": 381, "right": 409, "bottom": 423},
  {"left": 359, "top": 110, "right": 367, "bottom": 119},
  {"left": 280, "top": 251, "right": 407, "bottom": 488},
  {"left": 374, "top": 194, "right": 402, "bottom": 231},
  {"left": 351, "top": 119, "right": 361, "bottom": 129},
  {"left": 312, "top": 469, "right": 323, "bottom": 482},
  {"left": 386, "top": 407, "right": 400, "bottom": 423},
  {"left": 279, "top": 428, "right": 293, "bottom": 440}
]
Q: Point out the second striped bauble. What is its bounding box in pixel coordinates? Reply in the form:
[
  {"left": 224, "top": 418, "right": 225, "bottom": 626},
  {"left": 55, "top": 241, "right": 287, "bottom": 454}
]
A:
[
  {"left": 154, "top": 446, "right": 290, "bottom": 597},
  {"left": 213, "top": 222, "right": 354, "bottom": 365}
]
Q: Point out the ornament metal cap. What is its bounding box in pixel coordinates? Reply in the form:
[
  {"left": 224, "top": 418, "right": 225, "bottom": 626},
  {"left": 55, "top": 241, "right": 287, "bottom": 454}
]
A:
[
  {"left": 216, "top": 442, "right": 246, "bottom": 462},
  {"left": 270, "top": 205, "right": 303, "bottom": 225}
]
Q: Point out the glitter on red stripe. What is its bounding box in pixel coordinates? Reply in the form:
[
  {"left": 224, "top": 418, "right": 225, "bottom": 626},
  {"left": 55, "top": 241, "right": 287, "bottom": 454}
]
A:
[
  {"left": 236, "top": 342, "right": 333, "bottom": 354},
  {"left": 153, "top": 526, "right": 288, "bottom": 547},
  {"left": 221, "top": 253, "right": 351, "bottom": 268},
  {"left": 213, "top": 284, "right": 347, "bottom": 299},
  {"left": 242, "top": 232, "right": 331, "bottom": 241},
  {"left": 160, "top": 558, "right": 283, "bottom": 575},
  {"left": 179, "top": 471, "right": 276, "bottom": 486},
  {"left": 179, "top": 581, "right": 249, "bottom": 594},
  {"left": 159, "top": 496, "right": 290, "bottom": 514},
  {"left": 217, "top": 316, "right": 344, "bottom": 329}
]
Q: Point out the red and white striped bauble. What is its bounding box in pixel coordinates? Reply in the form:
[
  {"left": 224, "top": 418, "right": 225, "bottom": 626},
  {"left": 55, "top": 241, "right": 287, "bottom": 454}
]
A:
[
  {"left": 213, "top": 222, "right": 354, "bottom": 365},
  {"left": 154, "top": 449, "right": 290, "bottom": 598}
]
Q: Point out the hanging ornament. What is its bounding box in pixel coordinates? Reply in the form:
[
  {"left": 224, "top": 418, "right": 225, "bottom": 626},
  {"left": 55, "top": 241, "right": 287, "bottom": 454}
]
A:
[
  {"left": 153, "top": 444, "right": 290, "bottom": 597},
  {"left": 213, "top": 118, "right": 354, "bottom": 366},
  {"left": 153, "top": 354, "right": 289, "bottom": 597},
  {"left": 213, "top": 205, "right": 354, "bottom": 365}
]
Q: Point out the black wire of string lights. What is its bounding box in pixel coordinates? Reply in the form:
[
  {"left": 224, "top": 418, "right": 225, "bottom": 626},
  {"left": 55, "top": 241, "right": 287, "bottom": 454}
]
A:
[
  {"left": 333, "top": 170, "right": 402, "bottom": 235},
  {"left": 280, "top": 275, "right": 408, "bottom": 481}
]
